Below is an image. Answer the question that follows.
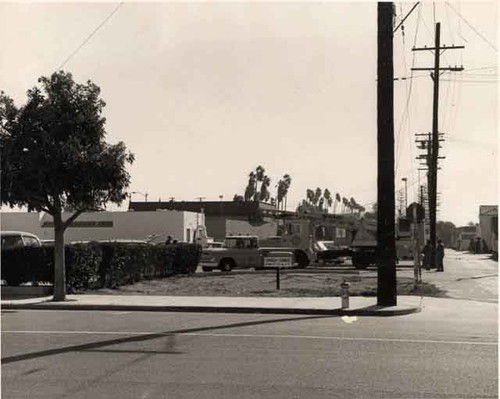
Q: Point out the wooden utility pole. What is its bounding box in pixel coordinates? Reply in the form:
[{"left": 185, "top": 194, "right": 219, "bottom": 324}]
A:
[
  {"left": 412, "top": 23, "right": 463, "bottom": 266},
  {"left": 377, "top": 2, "right": 397, "bottom": 306}
]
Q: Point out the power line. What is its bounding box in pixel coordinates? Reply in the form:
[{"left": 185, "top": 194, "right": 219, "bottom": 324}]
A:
[
  {"left": 395, "top": 4, "right": 421, "bottom": 179},
  {"left": 465, "top": 66, "right": 498, "bottom": 72},
  {"left": 55, "top": 2, "right": 124, "bottom": 71},
  {"left": 440, "top": 79, "right": 498, "bottom": 83},
  {"left": 445, "top": 2, "right": 497, "bottom": 52}
]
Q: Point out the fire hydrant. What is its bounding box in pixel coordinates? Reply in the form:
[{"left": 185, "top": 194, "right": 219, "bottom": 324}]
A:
[{"left": 340, "top": 280, "right": 350, "bottom": 309}]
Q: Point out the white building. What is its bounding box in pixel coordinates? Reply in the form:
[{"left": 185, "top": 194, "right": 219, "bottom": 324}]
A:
[
  {"left": 1, "top": 210, "right": 201, "bottom": 244},
  {"left": 479, "top": 205, "right": 498, "bottom": 254}
]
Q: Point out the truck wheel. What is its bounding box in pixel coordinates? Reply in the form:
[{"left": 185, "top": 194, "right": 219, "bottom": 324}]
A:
[
  {"left": 219, "top": 259, "right": 234, "bottom": 272},
  {"left": 202, "top": 267, "right": 213, "bottom": 272},
  {"left": 294, "top": 250, "right": 310, "bottom": 268}
]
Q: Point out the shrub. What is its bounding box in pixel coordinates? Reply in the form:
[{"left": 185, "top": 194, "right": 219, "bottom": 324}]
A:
[{"left": 1, "top": 241, "right": 201, "bottom": 290}]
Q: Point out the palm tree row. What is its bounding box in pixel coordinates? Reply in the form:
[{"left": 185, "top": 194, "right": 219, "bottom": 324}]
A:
[{"left": 299, "top": 188, "right": 365, "bottom": 215}]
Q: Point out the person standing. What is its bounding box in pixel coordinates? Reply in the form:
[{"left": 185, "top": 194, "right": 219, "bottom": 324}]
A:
[
  {"left": 422, "top": 240, "right": 432, "bottom": 270},
  {"left": 436, "top": 239, "right": 445, "bottom": 272}
]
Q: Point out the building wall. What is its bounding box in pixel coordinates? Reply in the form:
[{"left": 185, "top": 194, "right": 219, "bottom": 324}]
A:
[
  {"left": 182, "top": 212, "right": 200, "bottom": 243},
  {"left": 205, "top": 216, "right": 228, "bottom": 241},
  {"left": 225, "top": 217, "right": 277, "bottom": 238},
  {"left": 1, "top": 210, "right": 199, "bottom": 243},
  {"left": 0, "top": 212, "right": 43, "bottom": 238},
  {"left": 479, "top": 214, "right": 498, "bottom": 253}
]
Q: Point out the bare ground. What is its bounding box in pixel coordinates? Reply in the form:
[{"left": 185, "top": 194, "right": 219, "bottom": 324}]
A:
[{"left": 86, "top": 269, "right": 446, "bottom": 298}]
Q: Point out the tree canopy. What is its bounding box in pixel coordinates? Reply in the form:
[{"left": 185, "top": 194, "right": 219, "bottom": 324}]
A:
[
  {"left": 1, "top": 71, "right": 134, "bottom": 301},
  {"left": 1, "top": 71, "right": 134, "bottom": 216}
]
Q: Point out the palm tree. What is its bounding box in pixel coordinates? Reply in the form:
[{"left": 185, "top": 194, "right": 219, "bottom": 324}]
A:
[
  {"left": 244, "top": 172, "right": 256, "bottom": 201},
  {"left": 305, "top": 189, "right": 313, "bottom": 204},
  {"left": 276, "top": 173, "right": 291, "bottom": 210},
  {"left": 283, "top": 174, "right": 291, "bottom": 211},
  {"left": 342, "top": 197, "right": 349, "bottom": 213},
  {"left": 350, "top": 197, "right": 356, "bottom": 214},
  {"left": 313, "top": 187, "right": 322, "bottom": 206},
  {"left": 253, "top": 165, "right": 265, "bottom": 201},
  {"left": 259, "top": 175, "right": 271, "bottom": 202},
  {"left": 323, "top": 189, "right": 333, "bottom": 213},
  {"left": 334, "top": 193, "right": 341, "bottom": 215}
]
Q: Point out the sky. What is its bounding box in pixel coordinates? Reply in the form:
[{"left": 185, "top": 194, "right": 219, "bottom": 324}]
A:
[{"left": 0, "top": 1, "right": 497, "bottom": 226}]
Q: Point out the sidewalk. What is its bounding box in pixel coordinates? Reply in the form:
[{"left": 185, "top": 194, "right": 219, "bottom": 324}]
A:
[{"left": 1, "top": 294, "right": 422, "bottom": 316}]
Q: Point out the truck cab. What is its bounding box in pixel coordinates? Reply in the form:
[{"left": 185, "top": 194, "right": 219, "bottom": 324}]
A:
[{"left": 199, "top": 235, "right": 262, "bottom": 272}]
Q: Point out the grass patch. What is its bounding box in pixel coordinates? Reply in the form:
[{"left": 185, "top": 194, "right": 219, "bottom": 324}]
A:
[{"left": 87, "top": 271, "right": 447, "bottom": 298}]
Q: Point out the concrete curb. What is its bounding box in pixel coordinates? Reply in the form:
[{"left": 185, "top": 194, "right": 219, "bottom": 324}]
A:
[{"left": 1, "top": 300, "right": 421, "bottom": 317}]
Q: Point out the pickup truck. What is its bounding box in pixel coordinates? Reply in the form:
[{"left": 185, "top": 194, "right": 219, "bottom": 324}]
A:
[{"left": 199, "top": 235, "right": 307, "bottom": 272}]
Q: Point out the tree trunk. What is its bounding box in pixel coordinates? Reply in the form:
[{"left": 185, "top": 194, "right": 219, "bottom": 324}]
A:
[{"left": 53, "top": 211, "right": 66, "bottom": 301}]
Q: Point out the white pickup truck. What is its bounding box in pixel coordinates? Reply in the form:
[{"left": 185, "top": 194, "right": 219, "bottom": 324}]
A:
[{"left": 199, "top": 235, "right": 308, "bottom": 272}]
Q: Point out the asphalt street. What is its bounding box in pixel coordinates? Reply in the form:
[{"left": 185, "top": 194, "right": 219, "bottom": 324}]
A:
[
  {"left": 2, "top": 249, "right": 497, "bottom": 398},
  {"left": 2, "top": 296, "right": 497, "bottom": 399}
]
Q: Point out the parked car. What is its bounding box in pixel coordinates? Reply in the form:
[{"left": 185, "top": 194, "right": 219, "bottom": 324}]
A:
[{"left": 1, "top": 231, "right": 42, "bottom": 249}]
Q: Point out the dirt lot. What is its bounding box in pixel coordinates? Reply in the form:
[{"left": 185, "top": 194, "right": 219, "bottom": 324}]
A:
[{"left": 87, "top": 267, "right": 446, "bottom": 298}]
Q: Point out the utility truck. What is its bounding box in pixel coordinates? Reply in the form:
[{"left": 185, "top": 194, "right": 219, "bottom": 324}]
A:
[{"left": 198, "top": 213, "right": 413, "bottom": 272}]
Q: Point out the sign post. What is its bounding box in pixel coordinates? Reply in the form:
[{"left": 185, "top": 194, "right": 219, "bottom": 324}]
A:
[
  {"left": 263, "top": 251, "right": 294, "bottom": 290},
  {"left": 407, "top": 202, "right": 425, "bottom": 284}
]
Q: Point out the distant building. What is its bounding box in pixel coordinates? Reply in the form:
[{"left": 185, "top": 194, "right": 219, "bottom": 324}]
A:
[
  {"left": 478, "top": 205, "right": 498, "bottom": 254},
  {"left": 454, "top": 225, "right": 478, "bottom": 251},
  {"left": 128, "top": 200, "right": 283, "bottom": 241},
  {"left": 1, "top": 210, "right": 199, "bottom": 243}
]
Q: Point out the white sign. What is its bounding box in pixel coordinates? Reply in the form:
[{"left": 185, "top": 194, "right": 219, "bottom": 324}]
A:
[{"left": 263, "top": 256, "right": 292, "bottom": 268}]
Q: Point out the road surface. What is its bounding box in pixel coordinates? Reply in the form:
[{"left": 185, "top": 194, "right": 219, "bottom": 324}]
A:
[
  {"left": 2, "top": 297, "right": 497, "bottom": 399},
  {"left": 2, "top": 249, "right": 497, "bottom": 398}
]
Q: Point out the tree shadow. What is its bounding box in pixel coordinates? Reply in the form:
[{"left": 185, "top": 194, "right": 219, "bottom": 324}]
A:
[{"left": 2, "top": 314, "right": 332, "bottom": 364}]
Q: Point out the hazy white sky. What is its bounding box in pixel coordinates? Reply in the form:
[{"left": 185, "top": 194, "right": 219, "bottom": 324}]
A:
[{"left": 0, "top": 1, "right": 497, "bottom": 226}]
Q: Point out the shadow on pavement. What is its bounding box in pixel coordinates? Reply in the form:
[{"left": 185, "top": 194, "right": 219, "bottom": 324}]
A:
[{"left": 2, "top": 314, "right": 333, "bottom": 365}]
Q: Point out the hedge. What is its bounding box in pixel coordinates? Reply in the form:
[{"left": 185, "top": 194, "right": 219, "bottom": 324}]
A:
[{"left": 1, "top": 242, "right": 201, "bottom": 291}]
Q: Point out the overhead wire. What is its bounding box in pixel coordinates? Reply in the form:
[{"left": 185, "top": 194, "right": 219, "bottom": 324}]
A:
[
  {"left": 445, "top": 1, "right": 497, "bottom": 52},
  {"left": 395, "top": 3, "right": 421, "bottom": 203},
  {"left": 55, "top": 1, "right": 124, "bottom": 71}
]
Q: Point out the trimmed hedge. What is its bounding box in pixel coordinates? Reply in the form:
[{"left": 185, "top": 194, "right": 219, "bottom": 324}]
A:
[{"left": 1, "top": 242, "right": 201, "bottom": 291}]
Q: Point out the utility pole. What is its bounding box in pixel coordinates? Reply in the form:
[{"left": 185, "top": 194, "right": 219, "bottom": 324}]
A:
[
  {"left": 377, "top": 2, "right": 397, "bottom": 306},
  {"left": 412, "top": 23, "right": 463, "bottom": 266},
  {"left": 402, "top": 177, "right": 408, "bottom": 214}
]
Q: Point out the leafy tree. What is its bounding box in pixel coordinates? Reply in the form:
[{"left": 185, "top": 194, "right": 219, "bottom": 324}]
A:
[
  {"left": 436, "top": 221, "right": 457, "bottom": 248},
  {"left": 0, "top": 71, "right": 134, "bottom": 301}
]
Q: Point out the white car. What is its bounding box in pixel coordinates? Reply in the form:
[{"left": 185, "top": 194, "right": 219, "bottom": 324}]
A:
[{"left": 1, "top": 231, "right": 42, "bottom": 249}]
